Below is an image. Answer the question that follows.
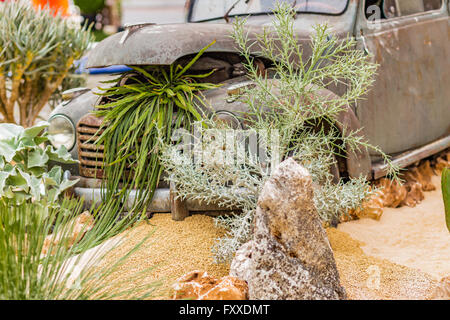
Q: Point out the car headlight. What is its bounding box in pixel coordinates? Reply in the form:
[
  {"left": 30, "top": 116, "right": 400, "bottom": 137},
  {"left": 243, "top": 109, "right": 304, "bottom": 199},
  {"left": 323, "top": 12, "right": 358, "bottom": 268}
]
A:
[
  {"left": 47, "top": 115, "right": 76, "bottom": 151},
  {"left": 211, "top": 110, "right": 243, "bottom": 130}
]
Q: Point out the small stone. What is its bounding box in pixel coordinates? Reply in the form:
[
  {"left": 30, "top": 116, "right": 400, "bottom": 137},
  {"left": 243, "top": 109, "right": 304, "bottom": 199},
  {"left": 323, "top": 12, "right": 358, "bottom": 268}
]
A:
[
  {"left": 417, "top": 160, "right": 436, "bottom": 191},
  {"left": 42, "top": 211, "right": 94, "bottom": 255},
  {"left": 431, "top": 276, "right": 450, "bottom": 300},
  {"left": 401, "top": 181, "right": 424, "bottom": 207},
  {"left": 350, "top": 189, "right": 384, "bottom": 220},
  {"left": 376, "top": 178, "right": 407, "bottom": 208},
  {"left": 200, "top": 276, "right": 248, "bottom": 300},
  {"left": 434, "top": 153, "right": 450, "bottom": 174},
  {"left": 172, "top": 270, "right": 248, "bottom": 300}
]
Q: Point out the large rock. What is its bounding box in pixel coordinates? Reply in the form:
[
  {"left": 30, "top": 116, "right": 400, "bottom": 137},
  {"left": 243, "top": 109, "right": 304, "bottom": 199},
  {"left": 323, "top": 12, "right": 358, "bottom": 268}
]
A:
[
  {"left": 246, "top": 158, "right": 347, "bottom": 300},
  {"left": 172, "top": 270, "right": 248, "bottom": 300},
  {"left": 230, "top": 240, "right": 254, "bottom": 283}
]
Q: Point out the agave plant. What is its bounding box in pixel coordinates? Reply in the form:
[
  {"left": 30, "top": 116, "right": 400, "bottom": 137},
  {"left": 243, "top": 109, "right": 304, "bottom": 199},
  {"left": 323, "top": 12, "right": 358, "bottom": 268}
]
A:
[
  {"left": 0, "top": 0, "right": 92, "bottom": 126},
  {"left": 93, "top": 42, "right": 217, "bottom": 217}
]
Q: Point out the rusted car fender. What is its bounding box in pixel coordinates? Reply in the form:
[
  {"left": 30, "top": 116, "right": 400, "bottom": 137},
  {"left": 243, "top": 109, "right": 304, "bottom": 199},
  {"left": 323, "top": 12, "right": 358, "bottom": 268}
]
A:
[
  {"left": 86, "top": 23, "right": 265, "bottom": 69},
  {"left": 313, "top": 86, "right": 372, "bottom": 179},
  {"left": 200, "top": 78, "right": 372, "bottom": 179}
]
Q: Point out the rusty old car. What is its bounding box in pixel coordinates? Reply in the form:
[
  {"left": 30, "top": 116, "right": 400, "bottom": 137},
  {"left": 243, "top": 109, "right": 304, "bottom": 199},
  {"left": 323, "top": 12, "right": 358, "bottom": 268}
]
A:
[{"left": 47, "top": 0, "right": 450, "bottom": 218}]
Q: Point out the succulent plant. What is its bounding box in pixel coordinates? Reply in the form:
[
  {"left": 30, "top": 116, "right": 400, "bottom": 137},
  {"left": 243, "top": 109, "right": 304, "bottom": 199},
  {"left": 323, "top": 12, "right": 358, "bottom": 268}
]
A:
[
  {"left": 0, "top": 0, "right": 92, "bottom": 126},
  {"left": 0, "top": 122, "right": 78, "bottom": 205}
]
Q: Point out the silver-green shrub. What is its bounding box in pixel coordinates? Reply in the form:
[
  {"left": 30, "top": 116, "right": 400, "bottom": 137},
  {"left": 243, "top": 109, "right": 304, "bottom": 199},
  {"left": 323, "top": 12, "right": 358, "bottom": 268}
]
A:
[{"left": 161, "top": 3, "right": 398, "bottom": 263}]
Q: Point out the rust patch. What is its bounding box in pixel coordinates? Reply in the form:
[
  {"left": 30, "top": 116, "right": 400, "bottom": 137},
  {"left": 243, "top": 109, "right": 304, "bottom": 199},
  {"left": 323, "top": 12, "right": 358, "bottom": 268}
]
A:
[{"left": 77, "top": 113, "right": 105, "bottom": 179}]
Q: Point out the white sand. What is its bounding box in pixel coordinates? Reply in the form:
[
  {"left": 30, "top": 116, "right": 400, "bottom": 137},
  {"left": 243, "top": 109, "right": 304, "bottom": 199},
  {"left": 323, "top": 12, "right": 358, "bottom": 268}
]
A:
[{"left": 338, "top": 175, "right": 450, "bottom": 280}]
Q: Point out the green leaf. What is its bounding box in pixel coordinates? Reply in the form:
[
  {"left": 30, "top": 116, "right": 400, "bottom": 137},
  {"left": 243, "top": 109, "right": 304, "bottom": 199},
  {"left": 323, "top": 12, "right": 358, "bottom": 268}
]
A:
[
  {"left": 28, "top": 166, "right": 46, "bottom": 177},
  {"left": 28, "top": 148, "right": 49, "bottom": 169},
  {"left": 0, "top": 140, "right": 18, "bottom": 163},
  {"left": 176, "top": 40, "right": 217, "bottom": 78},
  {"left": 8, "top": 191, "right": 31, "bottom": 205},
  {"left": 0, "top": 123, "right": 24, "bottom": 140},
  {"left": 0, "top": 171, "right": 11, "bottom": 195},
  {"left": 58, "top": 178, "right": 79, "bottom": 193},
  {"left": 34, "top": 136, "right": 49, "bottom": 145},
  {"left": 43, "top": 166, "right": 62, "bottom": 187},
  {"left": 45, "top": 145, "right": 78, "bottom": 164},
  {"left": 7, "top": 168, "right": 29, "bottom": 193},
  {"left": 28, "top": 175, "right": 43, "bottom": 202},
  {"left": 22, "top": 122, "right": 49, "bottom": 140}
]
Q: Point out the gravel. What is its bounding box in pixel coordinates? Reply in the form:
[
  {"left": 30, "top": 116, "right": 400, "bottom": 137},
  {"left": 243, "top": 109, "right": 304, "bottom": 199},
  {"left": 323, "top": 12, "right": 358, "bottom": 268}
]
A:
[
  {"left": 327, "top": 228, "right": 437, "bottom": 300},
  {"left": 97, "top": 214, "right": 230, "bottom": 299},
  {"left": 97, "top": 212, "right": 437, "bottom": 300}
]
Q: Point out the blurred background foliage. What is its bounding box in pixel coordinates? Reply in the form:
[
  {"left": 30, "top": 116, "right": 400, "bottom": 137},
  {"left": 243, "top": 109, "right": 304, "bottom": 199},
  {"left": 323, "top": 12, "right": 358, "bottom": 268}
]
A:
[
  {"left": 0, "top": 0, "right": 92, "bottom": 126},
  {"left": 74, "top": 0, "right": 105, "bottom": 15}
]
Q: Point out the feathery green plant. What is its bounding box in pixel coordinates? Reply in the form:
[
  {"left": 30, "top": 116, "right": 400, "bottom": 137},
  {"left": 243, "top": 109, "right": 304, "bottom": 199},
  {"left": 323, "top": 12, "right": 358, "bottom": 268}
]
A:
[
  {"left": 161, "top": 3, "right": 399, "bottom": 263},
  {"left": 0, "top": 0, "right": 92, "bottom": 126},
  {"left": 93, "top": 44, "right": 217, "bottom": 218}
]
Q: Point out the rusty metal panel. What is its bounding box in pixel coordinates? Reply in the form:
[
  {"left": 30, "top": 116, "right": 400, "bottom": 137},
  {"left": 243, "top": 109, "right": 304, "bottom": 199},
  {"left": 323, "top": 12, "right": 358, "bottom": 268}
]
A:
[
  {"left": 86, "top": 1, "right": 359, "bottom": 69},
  {"left": 372, "top": 135, "right": 450, "bottom": 179},
  {"left": 87, "top": 23, "right": 249, "bottom": 68},
  {"left": 355, "top": 6, "right": 450, "bottom": 156}
]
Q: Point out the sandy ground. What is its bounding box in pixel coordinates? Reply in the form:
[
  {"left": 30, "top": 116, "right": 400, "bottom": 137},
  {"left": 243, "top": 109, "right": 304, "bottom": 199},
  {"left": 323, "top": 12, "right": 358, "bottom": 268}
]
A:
[
  {"left": 338, "top": 174, "right": 449, "bottom": 281},
  {"left": 328, "top": 228, "right": 436, "bottom": 299},
  {"left": 94, "top": 210, "right": 441, "bottom": 300},
  {"left": 96, "top": 214, "right": 230, "bottom": 299},
  {"left": 84, "top": 174, "right": 447, "bottom": 300}
]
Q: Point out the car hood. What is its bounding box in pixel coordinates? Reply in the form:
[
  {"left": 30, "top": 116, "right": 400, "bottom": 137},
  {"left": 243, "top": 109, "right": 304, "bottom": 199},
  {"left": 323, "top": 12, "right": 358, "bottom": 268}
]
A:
[{"left": 86, "top": 22, "right": 301, "bottom": 68}]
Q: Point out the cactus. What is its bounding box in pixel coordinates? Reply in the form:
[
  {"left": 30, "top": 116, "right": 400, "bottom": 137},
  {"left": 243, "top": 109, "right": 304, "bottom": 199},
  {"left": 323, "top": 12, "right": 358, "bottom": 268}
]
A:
[{"left": 442, "top": 167, "right": 450, "bottom": 232}]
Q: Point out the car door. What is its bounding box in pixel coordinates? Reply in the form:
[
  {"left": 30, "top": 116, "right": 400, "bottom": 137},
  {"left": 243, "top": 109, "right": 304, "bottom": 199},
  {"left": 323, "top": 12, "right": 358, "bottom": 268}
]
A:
[{"left": 354, "top": 0, "right": 449, "bottom": 158}]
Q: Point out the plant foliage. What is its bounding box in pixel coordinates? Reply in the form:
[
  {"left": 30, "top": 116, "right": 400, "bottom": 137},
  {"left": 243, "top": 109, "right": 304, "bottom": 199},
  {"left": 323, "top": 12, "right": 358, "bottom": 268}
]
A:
[
  {"left": 0, "top": 0, "right": 92, "bottom": 126},
  {"left": 0, "top": 122, "right": 78, "bottom": 205},
  {"left": 93, "top": 44, "right": 217, "bottom": 217},
  {"left": 0, "top": 198, "right": 160, "bottom": 299},
  {"left": 442, "top": 167, "right": 450, "bottom": 232},
  {"left": 74, "top": 0, "right": 105, "bottom": 15},
  {"left": 161, "top": 3, "right": 399, "bottom": 263}
]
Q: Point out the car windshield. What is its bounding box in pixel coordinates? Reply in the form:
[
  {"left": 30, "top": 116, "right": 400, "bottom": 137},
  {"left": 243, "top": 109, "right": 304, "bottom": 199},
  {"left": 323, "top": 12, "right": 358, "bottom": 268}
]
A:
[{"left": 189, "top": 0, "right": 349, "bottom": 22}]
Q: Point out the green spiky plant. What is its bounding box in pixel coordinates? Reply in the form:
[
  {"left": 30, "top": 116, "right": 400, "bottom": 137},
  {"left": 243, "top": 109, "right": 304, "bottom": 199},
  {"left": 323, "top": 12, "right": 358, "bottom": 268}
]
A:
[
  {"left": 442, "top": 167, "right": 450, "bottom": 232},
  {"left": 93, "top": 43, "right": 217, "bottom": 218},
  {"left": 0, "top": 198, "right": 161, "bottom": 300},
  {"left": 0, "top": 0, "right": 92, "bottom": 126}
]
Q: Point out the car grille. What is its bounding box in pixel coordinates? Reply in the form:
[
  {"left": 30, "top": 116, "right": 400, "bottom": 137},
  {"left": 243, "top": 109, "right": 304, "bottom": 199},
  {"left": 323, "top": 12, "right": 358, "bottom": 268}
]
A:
[
  {"left": 76, "top": 114, "right": 105, "bottom": 179},
  {"left": 76, "top": 113, "right": 169, "bottom": 188}
]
